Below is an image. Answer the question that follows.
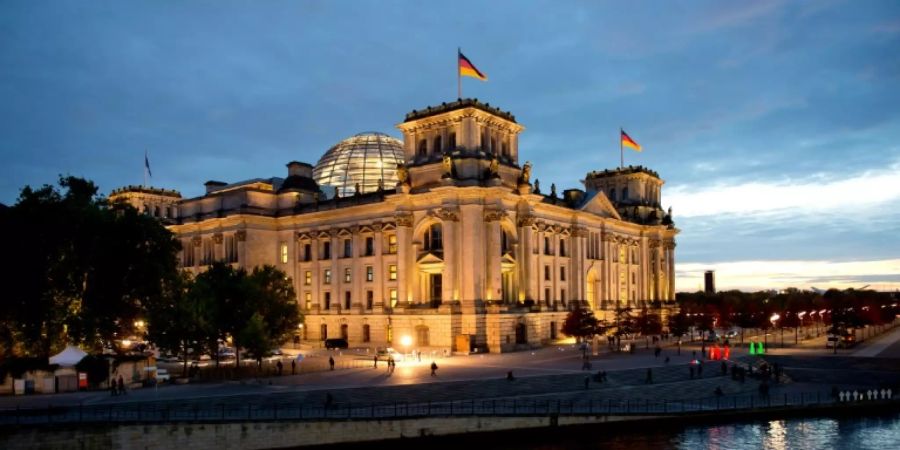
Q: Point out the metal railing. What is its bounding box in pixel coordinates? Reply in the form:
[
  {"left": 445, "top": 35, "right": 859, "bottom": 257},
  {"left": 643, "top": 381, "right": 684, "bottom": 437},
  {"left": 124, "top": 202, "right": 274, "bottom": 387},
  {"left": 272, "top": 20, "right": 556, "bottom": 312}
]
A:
[{"left": 1, "top": 390, "right": 895, "bottom": 426}]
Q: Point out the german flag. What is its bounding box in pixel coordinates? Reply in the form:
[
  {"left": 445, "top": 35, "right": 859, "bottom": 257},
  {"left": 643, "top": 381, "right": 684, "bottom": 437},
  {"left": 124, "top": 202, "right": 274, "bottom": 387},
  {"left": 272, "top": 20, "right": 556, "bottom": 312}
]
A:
[
  {"left": 459, "top": 51, "right": 487, "bottom": 81},
  {"left": 621, "top": 129, "right": 641, "bottom": 152}
]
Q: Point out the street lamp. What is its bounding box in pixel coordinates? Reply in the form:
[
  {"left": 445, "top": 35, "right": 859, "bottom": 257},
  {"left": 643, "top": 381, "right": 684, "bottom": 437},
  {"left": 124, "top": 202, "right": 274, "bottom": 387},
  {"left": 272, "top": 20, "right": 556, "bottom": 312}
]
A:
[
  {"left": 400, "top": 335, "right": 413, "bottom": 359},
  {"left": 797, "top": 311, "right": 807, "bottom": 344},
  {"left": 770, "top": 313, "right": 780, "bottom": 349}
]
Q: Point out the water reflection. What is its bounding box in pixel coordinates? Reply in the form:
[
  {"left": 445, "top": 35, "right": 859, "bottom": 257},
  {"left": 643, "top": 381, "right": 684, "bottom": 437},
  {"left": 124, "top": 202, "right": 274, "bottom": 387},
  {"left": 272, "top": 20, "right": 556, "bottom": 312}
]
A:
[{"left": 478, "top": 413, "right": 900, "bottom": 450}]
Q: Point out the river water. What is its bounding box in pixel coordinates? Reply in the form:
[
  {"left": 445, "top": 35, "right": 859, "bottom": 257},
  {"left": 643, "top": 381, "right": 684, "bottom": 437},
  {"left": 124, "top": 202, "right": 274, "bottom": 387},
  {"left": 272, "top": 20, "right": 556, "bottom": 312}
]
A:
[{"left": 491, "top": 413, "right": 900, "bottom": 450}]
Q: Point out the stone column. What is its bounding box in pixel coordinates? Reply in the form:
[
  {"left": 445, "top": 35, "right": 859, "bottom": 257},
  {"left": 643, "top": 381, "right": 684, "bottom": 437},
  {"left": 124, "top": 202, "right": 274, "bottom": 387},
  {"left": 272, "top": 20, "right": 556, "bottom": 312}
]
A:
[
  {"left": 484, "top": 210, "right": 503, "bottom": 302},
  {"left": 517, "top": 215, "right": 534, "bottom": 302},
  {"left": 373, "top": 224, "right": 385, "bottom": 312},
  {"left": 311, "top": 234, "right": 320, "bottom": 309},
  {"left": 438, "top": 208, "right": 459, "bottom": 303},
  {"left": 667, "top": 242, "right": 676, "bottom": 301},
  {"left": 395, "top": 212, "right": 413, "bottom": 304}
]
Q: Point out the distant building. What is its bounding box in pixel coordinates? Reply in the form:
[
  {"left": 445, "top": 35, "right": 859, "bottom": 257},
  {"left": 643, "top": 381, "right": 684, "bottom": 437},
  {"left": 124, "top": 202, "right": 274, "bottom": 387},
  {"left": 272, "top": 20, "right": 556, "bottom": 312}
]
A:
[
  {"left": 704, "top": 270, "right": 715, "bottom": 294},
  {"left": 110, "top": 98, "right": 678, "bottom": 353}
]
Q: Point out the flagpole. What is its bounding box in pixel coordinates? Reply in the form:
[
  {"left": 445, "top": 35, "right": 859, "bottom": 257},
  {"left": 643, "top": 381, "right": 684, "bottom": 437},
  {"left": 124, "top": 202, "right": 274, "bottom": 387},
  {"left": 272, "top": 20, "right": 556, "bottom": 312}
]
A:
[
  {"left": 619, "top": 127, "right": 624, "bottom": 169},
  {"left": 457, "top": 47, "right": 462, "bottom": 99}
]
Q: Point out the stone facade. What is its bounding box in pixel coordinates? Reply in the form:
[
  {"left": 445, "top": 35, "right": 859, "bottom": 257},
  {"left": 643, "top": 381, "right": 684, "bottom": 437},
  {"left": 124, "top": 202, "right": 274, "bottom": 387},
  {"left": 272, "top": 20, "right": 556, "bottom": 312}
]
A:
[{"left": 110, "top": 99, "right": 678, "bottom": 353}]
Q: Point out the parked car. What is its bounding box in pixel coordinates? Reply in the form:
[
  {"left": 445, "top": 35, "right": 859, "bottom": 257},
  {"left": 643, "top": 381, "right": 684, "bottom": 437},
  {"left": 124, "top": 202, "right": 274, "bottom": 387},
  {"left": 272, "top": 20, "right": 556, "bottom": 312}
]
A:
[
  {"left": 155, "top": 369, "right": 170, "bottom": 382},
  {"left": 324, "top": 338, "right": 349, "bottom": 350},
  {"left": 375, "top": 347, "right": 404, "bottom": 362}
]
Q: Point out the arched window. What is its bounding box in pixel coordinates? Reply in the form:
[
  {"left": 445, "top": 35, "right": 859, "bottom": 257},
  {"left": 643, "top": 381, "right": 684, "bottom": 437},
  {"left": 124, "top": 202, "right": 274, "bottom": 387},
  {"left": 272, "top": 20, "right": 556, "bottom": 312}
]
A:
[
  {"left": 622, "top": 187, "right": 629, "bottom": 202},
  {"left": 362, "top": 324, "right": 370, "bottom": 343},
  {"left": 433, "top": 136, "right": 442, "bottom": 153},
  {"left": 320, "top": 324, "right": 327, "bottom": 340},
  {"left": 418, "top": 139, "right": 427, "bottom": 156},
  {"left": 424, "top": 223, "right": 443, "bottom": 252}
]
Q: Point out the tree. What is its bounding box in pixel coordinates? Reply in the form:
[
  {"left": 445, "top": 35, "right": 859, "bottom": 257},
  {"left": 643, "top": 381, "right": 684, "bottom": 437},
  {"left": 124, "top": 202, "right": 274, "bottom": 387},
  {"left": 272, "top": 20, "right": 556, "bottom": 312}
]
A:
[
  {"left": 635, "top": 308, "right": 663, "bottom": 336},
  {"left": 0, "top": 177, "right": 181, "bottom": 357},
  {"left": 181, "top": 263, "right": 301, "bottom": 369},
  {"left": 145, "top": 272, "right": 215, "bottom": 376},
  {"left": 561, "top": 307, "right": 600, "bottom": 341}
]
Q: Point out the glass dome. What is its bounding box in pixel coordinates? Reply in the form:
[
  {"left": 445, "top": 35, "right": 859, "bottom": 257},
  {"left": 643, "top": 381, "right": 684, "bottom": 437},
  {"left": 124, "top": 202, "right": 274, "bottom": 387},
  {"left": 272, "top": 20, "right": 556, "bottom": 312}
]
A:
[{"left": 313, "top": 132, "right": 405, "bottom": 197}]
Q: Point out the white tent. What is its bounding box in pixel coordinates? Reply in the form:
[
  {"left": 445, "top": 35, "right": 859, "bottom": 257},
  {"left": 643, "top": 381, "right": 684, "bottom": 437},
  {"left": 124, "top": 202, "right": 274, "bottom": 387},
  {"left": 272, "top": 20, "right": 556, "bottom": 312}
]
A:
[{"left": 49, "top": 346, "right": 88, "bottom": 367}]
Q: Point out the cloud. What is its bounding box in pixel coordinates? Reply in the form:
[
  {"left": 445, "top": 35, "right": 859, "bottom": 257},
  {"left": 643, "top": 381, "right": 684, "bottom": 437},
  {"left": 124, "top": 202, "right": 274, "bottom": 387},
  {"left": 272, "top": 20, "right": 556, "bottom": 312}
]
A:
[
  {"left": 677, "top": 258, "right": 900, "bottom": 292},
  {"left": 666, "top": 161, "right": 900, "bottom": 218}
]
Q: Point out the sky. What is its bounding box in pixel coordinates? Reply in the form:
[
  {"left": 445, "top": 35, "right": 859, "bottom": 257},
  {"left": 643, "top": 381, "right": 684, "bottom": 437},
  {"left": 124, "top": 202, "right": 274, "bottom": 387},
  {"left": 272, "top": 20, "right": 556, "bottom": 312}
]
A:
[{"left": 1, "top": 0, "right": 899, "bottom": 292}]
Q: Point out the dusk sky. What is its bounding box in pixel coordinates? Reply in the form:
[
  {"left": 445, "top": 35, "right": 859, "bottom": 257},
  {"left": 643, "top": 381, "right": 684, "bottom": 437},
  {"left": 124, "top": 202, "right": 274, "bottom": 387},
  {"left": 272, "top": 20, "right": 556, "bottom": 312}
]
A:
[{"left": 2, "top": 1, "right": 899, "bottom": 292}]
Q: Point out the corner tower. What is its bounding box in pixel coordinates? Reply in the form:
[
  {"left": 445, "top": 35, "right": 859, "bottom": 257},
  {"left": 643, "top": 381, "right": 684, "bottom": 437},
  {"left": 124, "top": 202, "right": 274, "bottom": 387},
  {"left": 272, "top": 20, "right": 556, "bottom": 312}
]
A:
[
  {"left": 396, "top": 99, "right": 525, "bottom": 190},
  {"left": 584, "top": 165, "right": 671, "bottom": 226}
]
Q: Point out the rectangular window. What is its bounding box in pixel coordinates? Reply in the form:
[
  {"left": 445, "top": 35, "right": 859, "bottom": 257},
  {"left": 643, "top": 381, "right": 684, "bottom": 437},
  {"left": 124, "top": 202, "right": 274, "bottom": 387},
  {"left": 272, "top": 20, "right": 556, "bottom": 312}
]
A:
[
  {"left": 280, "top": 242, "right": 288, "bottom": 264},
  {"left": 561, "top": 289, "right": 566, "bottom": 302},
  {"left": 343, "top": 238, "right": 352, "bottom": 258},
  {"left": 303, "top": 243, "right": 311, "bottom": 262},
  {"left": 366, "top": 266, "right": 374, "bottom": 282},
  {"left": 344, "top": 267, "right": 352, "bottom": 283},
  {"left": 322, "top": 241, "right": 331, "bottom": 260},
  {"left": 183, "top": 240, "right": 195, "bottom": 266},
  {"left": 344, "top": 291, "right": 351, "bottom": 309},
  {"left": 304, "top": 271, "right": 312, "bottom": 286},
  {"left": 544, "top": 265, "right": 551, "bottom": 281},
  {"left": 387, "top": 234, "right": 398, "bottom": 254},
  {"left": 202, "top": 239, "right": 214, "bottom": 265},
  {"left": 365, "top": 237, "right": 374, "bottom": 256},
  {"left": 388, "top": 265, "right": 397, "bottom": 281},
  {"left": 366, "top": 291, "right": 374, "bottom": 309},
  {"left": 631, "top": 272, "right": 636, "bottom": 284},
  {"left": 390, "top": 289, "right": 398, "bottom": 307},
  {"left": 304, "top": 292, "right": 311, "bottom": 310},
  {"left": 225, "top": 235, "right": 238, "bottom": 263},
  {"left": 545, "top": 288, "right": 551, "bottom": 303},
  {"left": 324, "top": 269, "right": 332, "bottom": 284},
  {"left": 560, "top": 267, "right": 566, "bottom": 281},
  {"left": 559, "top": 239, "right": 567, "bottom": 257},
  {"left": 324, "top": 292, "right": 331, "bottom": 309}
]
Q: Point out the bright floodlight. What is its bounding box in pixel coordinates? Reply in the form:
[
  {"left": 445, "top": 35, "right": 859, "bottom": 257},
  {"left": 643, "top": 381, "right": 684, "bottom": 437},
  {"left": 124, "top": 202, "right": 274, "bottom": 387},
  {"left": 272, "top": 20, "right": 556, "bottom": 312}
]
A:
[{"left": 400, "top": 335, "right": 413, "bottom": 347}]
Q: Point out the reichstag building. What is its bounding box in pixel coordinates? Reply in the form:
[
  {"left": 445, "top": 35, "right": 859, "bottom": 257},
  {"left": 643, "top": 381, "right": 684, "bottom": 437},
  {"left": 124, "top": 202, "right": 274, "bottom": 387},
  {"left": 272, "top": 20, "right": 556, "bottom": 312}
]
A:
[{"left": 110, "top": 99, "right": 678, "bottom": 353}]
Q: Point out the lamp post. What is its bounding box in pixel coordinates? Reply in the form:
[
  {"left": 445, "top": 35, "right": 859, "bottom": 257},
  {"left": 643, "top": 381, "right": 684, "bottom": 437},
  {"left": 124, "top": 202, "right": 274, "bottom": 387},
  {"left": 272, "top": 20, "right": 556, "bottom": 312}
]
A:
[
  {"left": 770, "top": 313, "right": 780, "bottom": 350},
  {"left": 797, "top": 312, "right": 806, "bottom": 344}
]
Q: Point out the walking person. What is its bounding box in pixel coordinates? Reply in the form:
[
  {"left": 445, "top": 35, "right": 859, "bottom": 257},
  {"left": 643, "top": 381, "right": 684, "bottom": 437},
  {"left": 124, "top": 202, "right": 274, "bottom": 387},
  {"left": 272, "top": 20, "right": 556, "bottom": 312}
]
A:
[
  {"left": 329, "top": 356, "right": 335, "bottom": 371},
  {"left": 117, "top": 375, "right": 126, "bottom": 395},
  {"left": 373, "top": 355, "right": 378, "bottom": 369},
  {"left": 109, "top": 377, "right": 118, "bottom": 396},
  {"left": 291, "top": 358, "right": 296, "bottom": 375},
  {"left": 276, "top": 359, "right": 283, "bottom": 376},
  {"left": 430, "top": 361, "right": 438, "bottom": 376}
]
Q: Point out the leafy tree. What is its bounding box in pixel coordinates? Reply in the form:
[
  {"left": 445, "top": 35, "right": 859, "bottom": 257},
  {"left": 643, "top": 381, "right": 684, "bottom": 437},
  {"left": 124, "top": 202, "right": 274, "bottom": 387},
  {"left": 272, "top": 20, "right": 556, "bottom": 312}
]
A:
[
  {"left": 0, "top": 177, "right": 180, "bottom": 357},
  {"left": 635, "top": 308, "right": 662, "bottom": 336},
  {"left": 613, "top": 306, "right": 635, "bottom": 337},
  {"left": 562, "top": 307, "right": 601, "bottom": 341},
  {"left": 667, "top": 311, "right": 691, "bottom": 339},
  {"left": 145, "top": 272, "right": 215, "bottom": 376}
]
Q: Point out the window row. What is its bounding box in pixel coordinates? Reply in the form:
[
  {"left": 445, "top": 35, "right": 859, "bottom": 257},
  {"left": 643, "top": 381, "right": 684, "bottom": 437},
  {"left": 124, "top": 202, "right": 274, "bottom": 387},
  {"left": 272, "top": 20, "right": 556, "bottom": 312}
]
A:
[
  {"left": 305, "top": 265, "right": 398, "bottom": 286},
  {"left": 303, "top": 288, "right": 399, "bottom": 311},
  {"left": 293, "top": 235, "right": 398, "bottom": 262},
  {"left": 543, "top": 265, "right": 567, "bottom": 282},
  {"left": 184, "top": 236, "right": 239, "bottom": 267}
]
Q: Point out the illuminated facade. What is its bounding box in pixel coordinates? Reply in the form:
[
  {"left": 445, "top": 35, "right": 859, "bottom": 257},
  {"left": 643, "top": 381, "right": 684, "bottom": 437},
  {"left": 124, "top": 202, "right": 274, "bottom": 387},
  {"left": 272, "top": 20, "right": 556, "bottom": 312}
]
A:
[{"left": 111, "top": 99, "right": 678, "bottom": 353}]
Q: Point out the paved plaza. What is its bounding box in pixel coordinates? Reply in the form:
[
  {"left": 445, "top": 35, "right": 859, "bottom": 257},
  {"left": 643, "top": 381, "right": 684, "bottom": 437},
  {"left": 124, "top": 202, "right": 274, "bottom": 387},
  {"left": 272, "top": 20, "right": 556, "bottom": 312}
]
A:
[{"left": 2, "top": 324, "right": 898, "bottom": 413}]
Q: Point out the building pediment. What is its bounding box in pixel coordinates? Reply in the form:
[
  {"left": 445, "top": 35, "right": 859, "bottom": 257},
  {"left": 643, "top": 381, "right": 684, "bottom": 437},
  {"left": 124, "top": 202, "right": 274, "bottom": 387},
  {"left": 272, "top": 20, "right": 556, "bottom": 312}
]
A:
[{"left": 578, "top": 191, "right": 622, "bottom": 219}]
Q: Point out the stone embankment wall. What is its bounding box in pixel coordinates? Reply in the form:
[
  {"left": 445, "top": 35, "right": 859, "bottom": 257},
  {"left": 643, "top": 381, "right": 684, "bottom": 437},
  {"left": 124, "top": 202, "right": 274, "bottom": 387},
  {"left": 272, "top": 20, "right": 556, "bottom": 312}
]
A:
[{"left": 0, "top": 415, "right": 629, "bottom": 450}]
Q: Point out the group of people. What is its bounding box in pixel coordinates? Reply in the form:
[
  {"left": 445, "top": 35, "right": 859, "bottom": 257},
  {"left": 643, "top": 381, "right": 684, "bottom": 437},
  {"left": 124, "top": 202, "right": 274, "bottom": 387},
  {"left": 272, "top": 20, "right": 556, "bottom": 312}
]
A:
[{"left": 108, "top": 375, "right": 127, "bottom": 396}]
